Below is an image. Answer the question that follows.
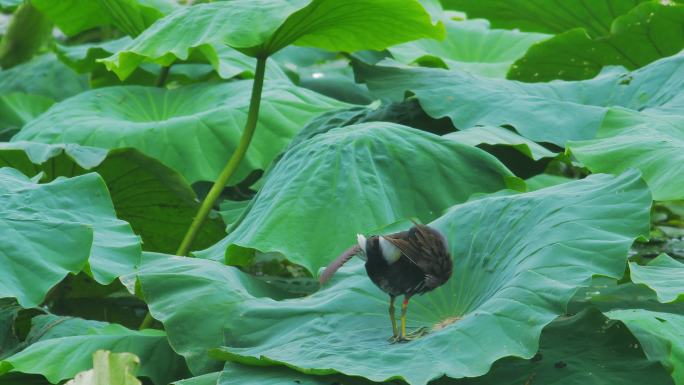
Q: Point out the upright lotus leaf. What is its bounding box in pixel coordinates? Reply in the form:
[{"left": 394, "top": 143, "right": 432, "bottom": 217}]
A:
[
  {"left": 356, "top": 51, "right": 684, "bottom": 145},
  {"left": 66, "top": 351, "right": 141, "bottom": 385},
  {"left": 607, "top": 310, "right": 684, "bottom": 385},
  {"left": 210, "top": 122, "right": 517, "bottom": 274},
  {"left": 13, "top": 81, "right": 349, "bottom": 184},
  {"left": 0, "top": 168, "right": 140, "bottom": 307},
  {"left": 509, "top": 2, "right": 684, "bottom": 82},
  {"left": 0, "top": 314, "right": 186, "bottom": 385},
  {"left": 56, "top": 38, "right": 289, "bottom": 82},
  {"left": 139, "top": 171, "right": 650, "bottom": 382},
  {"left": 0, "top": 142, "right": 225, "bottom": 254},
  {"left": 444, "top": 126, "right": 556, "bottom": 160},
  {"left": 31, "top": 0, "right": 177, "bottom": 36},
  {"left": 441, "top": 0, "right": 648, "bottom": 37},
  {"left": 388, "top": 19, "right": 550, "bottom": 78},
  {"left": 629, "top": 254, "right": 684, "bottom": 303},
  {"left": 280, "top": 99, "right": 454, "bottom": 153},
  {"left": 568, "top": 108, "right": 684, "bottom": 201},
  {"left": 56, "top": 38, "right": 133, "bottom": 74},
  {"left": 200, "top": 45, "right": 290, "bottom": 81},
  {"left": 100, "top": 0, "right": 444, "bottom": 80}
]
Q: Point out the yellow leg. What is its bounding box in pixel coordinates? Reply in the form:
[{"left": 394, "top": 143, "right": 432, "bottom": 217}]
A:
[
  {"left": 400, "top": 296, "right": 409, "bottom": 339},
  {"left": 389, "top": 296, "right": 397, "bottom": 339}
]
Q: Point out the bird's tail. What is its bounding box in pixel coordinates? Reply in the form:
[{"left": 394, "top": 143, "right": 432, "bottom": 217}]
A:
[{"left": 318, "top": 244, "right": 361, "bottom": 285}]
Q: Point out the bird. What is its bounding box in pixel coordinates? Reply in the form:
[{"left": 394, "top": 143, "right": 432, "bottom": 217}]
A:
[{"left": 319, "top": 222, "right": 453, "bottom": 343}]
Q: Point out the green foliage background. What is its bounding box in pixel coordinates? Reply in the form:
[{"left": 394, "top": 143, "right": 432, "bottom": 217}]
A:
[{"left": 1, "top": 0, "right": 683, "bottom": 384}]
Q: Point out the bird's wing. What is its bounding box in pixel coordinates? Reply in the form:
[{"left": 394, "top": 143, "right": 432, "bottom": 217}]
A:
[
  {"left": 319, "top": 244, "right": 361, "bottom": 284},
  {"left": 384, "top": 223, "right": 449, "bottom": 274}
]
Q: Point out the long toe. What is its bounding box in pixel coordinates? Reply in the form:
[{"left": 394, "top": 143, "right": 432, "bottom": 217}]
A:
[{"left": 403, "top": 326, "right": 430, "bottom": 341}]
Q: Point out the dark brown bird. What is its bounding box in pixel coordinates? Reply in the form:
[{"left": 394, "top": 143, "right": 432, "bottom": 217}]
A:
[{"left": 320, "top": 222, "right": 452, "bottom": 342}]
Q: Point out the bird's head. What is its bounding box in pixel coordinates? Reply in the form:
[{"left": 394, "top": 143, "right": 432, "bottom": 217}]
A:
[{"left": 356, "top": 234, "right": 368, "bottom": 261}]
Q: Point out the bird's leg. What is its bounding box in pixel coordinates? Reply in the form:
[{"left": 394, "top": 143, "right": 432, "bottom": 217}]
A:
[
  {"left": 393, "top": 295, "right": 429, "bottom": 342},
  {"left": 387, "top": 295, "right": 398, "bottom": 342},
  {"left": 400, "top": 295, "right": 410, "bottom": 340}
]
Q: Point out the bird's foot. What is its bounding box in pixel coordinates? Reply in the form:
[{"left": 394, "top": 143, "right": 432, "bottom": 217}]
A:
[
  {"left": 404, "top": 326, "right": 430, "bottom": 340},
  {"left": 388, "top": 327, "right": 430, "bottom": 344}
]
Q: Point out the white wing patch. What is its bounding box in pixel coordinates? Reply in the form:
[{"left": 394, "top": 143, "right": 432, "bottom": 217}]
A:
[
  {"left": 356, "top": 234, "right": 368, "bottom": 261},
  {"left": 379, "top": 236, "right": 402, "bottom": 264}
]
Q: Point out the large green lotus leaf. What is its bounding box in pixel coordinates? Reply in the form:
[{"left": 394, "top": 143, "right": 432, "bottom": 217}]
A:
[
  {"left": 0, "top": 168, "right": 140, "bottom": 307},
  {"left": 569, "top": 279, "right": 684, "bottom": 315},
  {"left": 0, "top": 54, "right": 88, "bottom": 101},
  {"left": 205, "top": 122, "right": 517, "bottom": 274},
  {"left": 0, "top": 374, "right": 51, "bottom": 384},
  {"left": 525, "top": 174, "right": 574, "bottom": 191},
  {"left": 0, "top": 300, "right": 21, "bottom": 360},
  {"left": 216, "top": 363, "right": 381, "bottom": 385},
  {"left": 56, "top": 38, "right": 289, "bottom": 82},
  {"left": 0, "top": 142, "right": 224, "bottom": 254},
  {"left": 12, "top": 81, "right": 348, "bottom": 184},
  {"left": 31, "top": 0, "right": 177, "bottom": 36},
  {"left": 629, "top": 254, "right": 684, "bottom": 303},
  {"left": 56, "top": 38, "right": 134, "bottom": 74},
  {"left": 129, "top": 253, "right": 290, "bottom": 374},
  {"left": 210, "top": 306, "right": 677, "bottom": 385},
  {"left": 66, "top": 351, "right": 141, "bottom": 385},
  {"left": 357, "top": 51, "right": 684, "bottom": 145},
  {"left": 444, "top": 126, "right": 556, "bottom": 160},
  {"left": 607, "top": 310, "right": 684, "bottom": 385},
  {"left": 173, "top": 372, "right": 220, "bottom": 385},
  {"left": 101, "top": 0, "right": 444, "bottom": 80},
  {"left": 0, "top": 94, "right": 53, "bottom": 138},
  {"left": 289, "top": 58, "right": 374, "bottom": 104},
  {"left": 209, "top": 308, "right": 675, "bottom": 385},
  {"left": 0, "top": 314, "right": 185, "bottom": 385},
  {"left": 509, "top": 3, "right": 684, "bottom": 82},
  {"left": 441, "top": 0, "right": 648, "bottom": 37},
  {"left": 139, "top": 171, "right": 650, "bottom": 382},
  {"left": 447, "top": 308, "right": 673, "bottom": 384},
  {"left": 0, "top": 0, "right": 21, "bottom": 11},
  {"left": 0, "top": 54, "right": 87, "bottom": 134},
  {"left": 568, "top": 108, "right": 684, "bottom": 201},
  {"left": 388, "top": 19, "right": 550, "bottom": 78}
]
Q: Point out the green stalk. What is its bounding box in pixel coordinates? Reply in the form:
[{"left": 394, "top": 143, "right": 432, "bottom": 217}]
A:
[
  {"left": 139, "top": 56, "right": 267, "bottom": 330},
  {"left": 175, "top": 55, "right": 268, "bottom": 257},
  {"left": 139, "top": 312, "right": 154, "bottom": 330},
  {"left": 156, "top": 65, "right": 171, "bottom": 87}
]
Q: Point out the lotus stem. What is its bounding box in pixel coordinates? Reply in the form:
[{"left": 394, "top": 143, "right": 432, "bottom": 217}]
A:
[
  {"left": 156, "top": 65, "right": 171, "bottom": 87},
  {"left": 139, "top": 312, "right": 154, "bottom": 330},
  {"left": 175, "top": 55, "right": 268, "bottom": 257}
]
